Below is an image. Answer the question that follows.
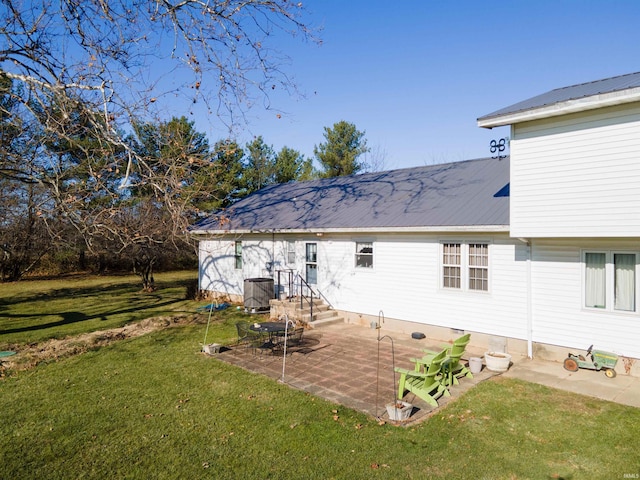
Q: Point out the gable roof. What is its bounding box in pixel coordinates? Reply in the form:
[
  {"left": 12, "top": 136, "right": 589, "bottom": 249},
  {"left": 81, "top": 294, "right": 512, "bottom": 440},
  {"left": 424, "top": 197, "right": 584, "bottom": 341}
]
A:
[
  {"left": 478, "top": 71, "right": 640, "bottom": 128},
  {"left": 190, "top": 156, "right": 510, "bottom": 235}
]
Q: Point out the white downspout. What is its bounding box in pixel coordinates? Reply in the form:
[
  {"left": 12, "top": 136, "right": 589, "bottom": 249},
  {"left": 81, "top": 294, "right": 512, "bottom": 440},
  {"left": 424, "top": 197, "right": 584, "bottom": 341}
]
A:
[{"left": 524, "top": 239, "right": 533, "bottom": 359}]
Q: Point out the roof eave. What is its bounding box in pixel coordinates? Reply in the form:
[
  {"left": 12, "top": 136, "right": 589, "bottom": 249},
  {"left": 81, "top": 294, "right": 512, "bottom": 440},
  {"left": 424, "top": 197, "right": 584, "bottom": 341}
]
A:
[
  {"left": 478, "top": 87, "right": 640, "bottom": 128},
  {"left": 190, "top": 225, "right": 510, "bottom": 237}
]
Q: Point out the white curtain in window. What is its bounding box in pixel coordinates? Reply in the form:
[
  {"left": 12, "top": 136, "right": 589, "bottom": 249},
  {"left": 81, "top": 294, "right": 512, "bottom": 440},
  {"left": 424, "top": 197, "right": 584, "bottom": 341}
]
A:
[
  {"left": 614, "top": 253, "right": 635, "bottom": 311},
  {"left": 585, "top": 253, "right": 606, "bottom": 308}
]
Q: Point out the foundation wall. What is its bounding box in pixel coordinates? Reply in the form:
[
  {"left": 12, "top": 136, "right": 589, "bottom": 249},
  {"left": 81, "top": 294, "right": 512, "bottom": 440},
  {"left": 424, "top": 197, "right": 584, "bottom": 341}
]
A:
[{"left": 339, "top": 310, "right": 639, "bottom": 377}]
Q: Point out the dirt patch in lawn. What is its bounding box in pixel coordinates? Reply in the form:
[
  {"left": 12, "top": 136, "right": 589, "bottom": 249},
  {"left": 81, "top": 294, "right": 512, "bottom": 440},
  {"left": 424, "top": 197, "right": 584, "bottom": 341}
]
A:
[{"left": 0, "top": 314, "right": 205, "bottom": 375}]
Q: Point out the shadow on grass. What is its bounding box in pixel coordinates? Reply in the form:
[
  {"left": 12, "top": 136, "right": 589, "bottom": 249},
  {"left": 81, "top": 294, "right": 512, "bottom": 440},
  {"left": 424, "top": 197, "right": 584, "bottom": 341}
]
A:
[
  {"left": 0, "top": 275, "right": 195, "bottom": 337},
  {"left": 0, "top": 277, "right": 193, "bottom": 309},
  {"left": 0, "top": 297, "right": 188, "bottom": 335}
]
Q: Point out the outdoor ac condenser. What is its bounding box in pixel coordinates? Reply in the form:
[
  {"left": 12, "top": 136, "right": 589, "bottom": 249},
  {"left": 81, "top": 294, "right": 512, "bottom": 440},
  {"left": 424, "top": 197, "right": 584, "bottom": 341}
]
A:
[{"left": 243, "top": 277, "right": 274, "bottom": 311}]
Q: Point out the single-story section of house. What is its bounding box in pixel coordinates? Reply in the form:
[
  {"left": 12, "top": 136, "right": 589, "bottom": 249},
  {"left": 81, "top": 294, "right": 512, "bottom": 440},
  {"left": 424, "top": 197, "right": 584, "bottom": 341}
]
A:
[{"left": 191, "top": 71, "right": 640, "bottom": 375}]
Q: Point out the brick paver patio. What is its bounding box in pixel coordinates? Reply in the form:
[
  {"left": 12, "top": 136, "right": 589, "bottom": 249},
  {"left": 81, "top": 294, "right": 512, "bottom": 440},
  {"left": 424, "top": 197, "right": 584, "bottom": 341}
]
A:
[{"left": 215, "top": 323, "right": 496, "bottom": 424}]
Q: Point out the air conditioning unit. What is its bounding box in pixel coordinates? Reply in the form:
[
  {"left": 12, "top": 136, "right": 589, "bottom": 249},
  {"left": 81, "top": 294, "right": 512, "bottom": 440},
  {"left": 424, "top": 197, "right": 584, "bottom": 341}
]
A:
[{"left": 243, "top": 278, "right": 274, "bottom": 311}]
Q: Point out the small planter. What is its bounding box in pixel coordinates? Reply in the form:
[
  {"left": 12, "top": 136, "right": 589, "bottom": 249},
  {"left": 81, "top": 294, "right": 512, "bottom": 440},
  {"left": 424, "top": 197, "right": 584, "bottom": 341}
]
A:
[
  {"left": 203, "top": 343, "right": 222, "bottom": 355},
  {"left": 469, "top": 356, "right": 483, "bottom": 374},
  {"left": 484, "top": 351, "right": 512, "bottom": 372},
  {"left": 386, "top": 401, "right": 413, "bottom": 421}
]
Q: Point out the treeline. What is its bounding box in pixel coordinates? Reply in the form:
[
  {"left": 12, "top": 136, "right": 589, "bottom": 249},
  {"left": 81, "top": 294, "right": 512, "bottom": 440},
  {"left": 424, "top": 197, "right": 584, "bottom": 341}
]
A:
[{"left": 0, "top": 75, "right": 370, "bottom": 286}]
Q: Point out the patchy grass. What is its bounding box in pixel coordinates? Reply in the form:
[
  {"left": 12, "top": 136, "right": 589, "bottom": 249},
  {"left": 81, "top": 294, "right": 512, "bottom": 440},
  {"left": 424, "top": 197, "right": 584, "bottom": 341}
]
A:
[
  {"left": 1, "top": 274, "right": 639, "bottom": 478},
  {"left": 0, "top": 271, "right": 198, "bottom": 346}
]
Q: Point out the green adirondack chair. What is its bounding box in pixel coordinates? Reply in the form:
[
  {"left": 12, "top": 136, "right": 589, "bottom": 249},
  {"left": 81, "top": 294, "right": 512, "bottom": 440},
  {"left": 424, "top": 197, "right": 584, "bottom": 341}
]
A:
[
  {"left": 395, "top": 348, "right": 450, "bottom": 408},
  {"left": 413, "top": 334, "right": 473, "bottom": 386},
  {"left": 441, "top": 336, "right": 473, "bottom": 386}
]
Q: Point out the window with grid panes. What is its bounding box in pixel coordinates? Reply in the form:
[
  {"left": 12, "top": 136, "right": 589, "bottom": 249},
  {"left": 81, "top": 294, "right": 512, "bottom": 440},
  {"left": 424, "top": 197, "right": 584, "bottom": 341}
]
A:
[
  {"left": 468, "top": 243, "right": 489, "bottom": 291},
  {"left": 442, "top": 243, "right": 461, "bottom": 288}
]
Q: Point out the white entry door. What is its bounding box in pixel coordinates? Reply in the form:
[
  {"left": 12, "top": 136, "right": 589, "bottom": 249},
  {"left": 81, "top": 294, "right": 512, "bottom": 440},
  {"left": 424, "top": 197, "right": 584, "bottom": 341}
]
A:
[{"left": 305, "top": 243, "right": 317, "bottom": 285}]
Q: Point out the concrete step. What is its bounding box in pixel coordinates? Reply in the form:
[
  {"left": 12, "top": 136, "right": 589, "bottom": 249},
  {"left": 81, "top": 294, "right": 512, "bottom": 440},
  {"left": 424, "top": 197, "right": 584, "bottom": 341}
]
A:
[
  {"left": 309, "top": 314, "right": 345, "bottom": 328},
  {"left": 301, "top": 309, "right": 339, "bottom": 323},
  {"left": 269, "top": 296, "right": 342, "bottom": 327},
  {"left": 270, "top": 298, "right": 327, "bottom": 308}
]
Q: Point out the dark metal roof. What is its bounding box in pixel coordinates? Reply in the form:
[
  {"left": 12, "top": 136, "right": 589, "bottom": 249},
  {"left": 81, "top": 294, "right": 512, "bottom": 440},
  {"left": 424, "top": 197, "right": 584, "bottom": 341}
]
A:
[
  {"left": 191, "top": 156, "right": 510, "bottom": 233},
  {"left": 478, "top": 71, "right": 640, "bottom": 122}
]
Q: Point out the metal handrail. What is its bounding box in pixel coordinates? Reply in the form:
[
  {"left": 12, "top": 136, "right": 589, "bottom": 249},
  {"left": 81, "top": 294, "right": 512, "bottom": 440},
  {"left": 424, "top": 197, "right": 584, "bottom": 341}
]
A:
[{"left": 274, "top": 270, "right": 333, "bottom": 323}]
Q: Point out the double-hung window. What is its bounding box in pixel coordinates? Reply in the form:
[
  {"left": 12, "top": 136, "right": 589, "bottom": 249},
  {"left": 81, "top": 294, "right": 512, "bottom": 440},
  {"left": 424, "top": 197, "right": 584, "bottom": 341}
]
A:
[
  {"left": 287, "top": 241, "right": 296, "bottom": 265},
  {"left": 442, "top": 243, "right": 461, "bottom": 288},
  {"left": 468, "top": 243, "right": 489, "bottom": 291},
  {"left": 355, "top": 242, "right": 373, "bottom": 268},
  {"left": 234, "top": 241, "right": 243, "bottom": 270},
  {"left": 584, "top": 251, "right": 636, "bottom": 312},
  {"left": 442, "top": 242, "right": 489, "bottom": 292}
]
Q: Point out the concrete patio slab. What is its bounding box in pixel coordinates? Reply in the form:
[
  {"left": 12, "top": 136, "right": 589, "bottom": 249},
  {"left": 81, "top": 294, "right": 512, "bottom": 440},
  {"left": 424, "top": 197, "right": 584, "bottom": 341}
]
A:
[
  {"left": 504, "top": 357, "right": 640, "bottom": 408},
  {"left": 213, "top": 322, "right": 640, "bottom": 425}
]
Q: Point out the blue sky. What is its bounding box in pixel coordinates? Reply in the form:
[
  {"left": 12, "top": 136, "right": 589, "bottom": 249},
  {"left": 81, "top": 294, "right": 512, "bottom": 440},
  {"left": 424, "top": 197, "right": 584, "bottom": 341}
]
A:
[{"left": 177, "top": 1, "right": 640, "bottom": 171}]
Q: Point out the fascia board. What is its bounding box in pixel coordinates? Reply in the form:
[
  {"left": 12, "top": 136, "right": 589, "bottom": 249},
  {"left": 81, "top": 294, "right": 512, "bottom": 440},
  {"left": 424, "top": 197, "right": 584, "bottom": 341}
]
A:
[
  {"left": 478, "top": 88, "right": 640, "bottom": 128},
  {"left": 189, "top": 225, "right": 510, "bottom": 236}
]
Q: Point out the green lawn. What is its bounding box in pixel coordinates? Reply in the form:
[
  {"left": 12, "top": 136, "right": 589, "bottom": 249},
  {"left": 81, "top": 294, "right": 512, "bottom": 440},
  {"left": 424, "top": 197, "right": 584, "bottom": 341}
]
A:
[
  {"left": 0, "top": 271, "right": 198, "bottom": 346},
  {"left": 1, "top": 274, "right": 639, "bottom": 479}
]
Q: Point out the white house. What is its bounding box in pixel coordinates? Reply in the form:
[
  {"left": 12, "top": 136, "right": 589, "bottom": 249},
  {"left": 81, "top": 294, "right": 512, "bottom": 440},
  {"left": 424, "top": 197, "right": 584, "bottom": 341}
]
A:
[{"left": 191, "top": 72, "right": 640, "bottom": 374}]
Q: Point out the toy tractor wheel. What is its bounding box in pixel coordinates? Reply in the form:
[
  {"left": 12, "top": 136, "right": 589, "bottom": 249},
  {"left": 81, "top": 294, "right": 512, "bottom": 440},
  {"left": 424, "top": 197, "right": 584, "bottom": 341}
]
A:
[
  {"left": 604, "top": 368, "right": 617, "bottom": 378},
  {"left": 563, "top": 358, "right": 579, "bottom": 372}
]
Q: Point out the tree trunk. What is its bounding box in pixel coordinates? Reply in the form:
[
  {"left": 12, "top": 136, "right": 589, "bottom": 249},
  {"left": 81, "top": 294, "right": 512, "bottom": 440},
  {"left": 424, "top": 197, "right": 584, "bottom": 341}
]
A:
[{"left": 134, "top": 256, "right": 156, "bottom": 292}]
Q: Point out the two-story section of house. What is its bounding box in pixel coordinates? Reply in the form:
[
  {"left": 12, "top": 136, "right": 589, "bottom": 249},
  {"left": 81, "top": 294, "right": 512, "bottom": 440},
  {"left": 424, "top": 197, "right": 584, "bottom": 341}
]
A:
[{"left": 478, "top": 72, "right": 640, "bottom": 368}]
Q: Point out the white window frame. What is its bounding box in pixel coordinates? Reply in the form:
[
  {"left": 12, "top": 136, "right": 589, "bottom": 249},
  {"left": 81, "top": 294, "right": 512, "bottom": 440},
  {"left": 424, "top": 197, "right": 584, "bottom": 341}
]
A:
[
  {"left": 286, "top": 241, "right": 296, "bottom": 265},
  {"left": 234, "top": 241, "right": 242, "bottom": 270},
  {"left": 583, "top": 250, "right": 637, "bottom": 313},
  {"left": 355, "top": 241, "right": 374, "bottom": 269},
  {"left": 442, "top": 242, "right": 461, "bottom": 289},
  {"left": 468, "top": 243, "right": 489, "bottom": 292},
  {"left": 440, "top": 241, "right": 490, "bottom": 293}
]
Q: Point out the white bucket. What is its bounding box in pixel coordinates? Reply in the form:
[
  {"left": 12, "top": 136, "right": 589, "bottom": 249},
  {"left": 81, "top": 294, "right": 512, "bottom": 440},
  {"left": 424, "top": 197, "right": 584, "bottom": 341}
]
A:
[
  {"left": 203, "top": 343, "right": 221, "bottom": 355},
  {"left": 469, "top": 357, "right": 483, "bottom": 374}
]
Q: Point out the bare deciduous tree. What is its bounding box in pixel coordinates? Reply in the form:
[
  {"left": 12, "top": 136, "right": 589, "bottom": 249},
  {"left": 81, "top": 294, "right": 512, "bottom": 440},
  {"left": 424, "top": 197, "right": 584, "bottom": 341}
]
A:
[{"left": 0, "top": 1, "right": 316, "bottom": 283}]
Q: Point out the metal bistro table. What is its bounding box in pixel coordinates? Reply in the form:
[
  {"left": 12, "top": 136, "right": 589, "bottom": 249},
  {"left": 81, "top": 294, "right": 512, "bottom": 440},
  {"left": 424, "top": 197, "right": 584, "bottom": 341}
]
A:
[{"left": 250, "top": 322, "right": 287, "bottom": 354}]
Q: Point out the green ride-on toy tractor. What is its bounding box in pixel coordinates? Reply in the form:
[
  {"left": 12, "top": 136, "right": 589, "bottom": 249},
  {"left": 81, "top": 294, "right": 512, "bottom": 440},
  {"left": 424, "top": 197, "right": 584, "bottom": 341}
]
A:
[{"left": 563, "top": 344, "right": 619, "bottom": 378}]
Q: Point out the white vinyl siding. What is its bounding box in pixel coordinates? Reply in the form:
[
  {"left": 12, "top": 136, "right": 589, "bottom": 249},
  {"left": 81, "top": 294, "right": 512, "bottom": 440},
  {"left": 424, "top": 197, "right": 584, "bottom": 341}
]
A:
[
  {"left": 199, "top": 240, "right": 245, "bottom": 297},
  {"left": 197, "top": 235, "right": 640, "bottom": 360},
  {"left": 510, "top": 103, "right": 640, "bottom": 237},
  {"left": 322, "top": 235, "right": 522, "bottom": 339},
  {"left": 200, "top": 233, "right": 526, "bottom": 340},
  {"left": 531, "top": 240, "right": 640, "bottom": 359}
]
